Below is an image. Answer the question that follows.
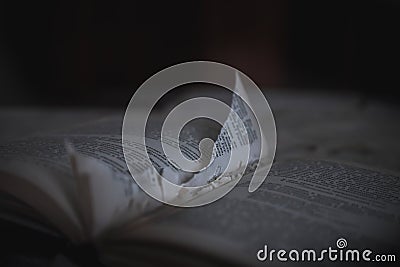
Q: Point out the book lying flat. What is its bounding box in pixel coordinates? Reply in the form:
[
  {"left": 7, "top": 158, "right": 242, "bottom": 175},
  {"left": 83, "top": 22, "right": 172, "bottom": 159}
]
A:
[
  {"left": 1, "top": 75, "right": 399, "bottom": 265},
  {"left": 0, "top": 114, "right": 399, "bottom": 266}
]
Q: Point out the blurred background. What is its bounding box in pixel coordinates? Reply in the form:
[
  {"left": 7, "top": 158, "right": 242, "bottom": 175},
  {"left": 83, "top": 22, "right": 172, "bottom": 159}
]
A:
[{"left": 1, "top": 0, "right": 399, "bottom": 107}]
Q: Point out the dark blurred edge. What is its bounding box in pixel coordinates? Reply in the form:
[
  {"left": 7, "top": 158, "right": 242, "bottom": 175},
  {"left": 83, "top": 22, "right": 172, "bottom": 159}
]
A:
[{"left": 0, "top": 0, "right": 399, "bottom": 107}]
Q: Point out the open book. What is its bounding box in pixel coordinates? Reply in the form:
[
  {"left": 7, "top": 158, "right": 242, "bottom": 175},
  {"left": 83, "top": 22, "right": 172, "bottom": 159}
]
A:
[
  {"left": 0, "top": 119, "right": 399, "bottom": 265},
  {"left": 1, "top": 79, "right": 399, "bottom": 265}
]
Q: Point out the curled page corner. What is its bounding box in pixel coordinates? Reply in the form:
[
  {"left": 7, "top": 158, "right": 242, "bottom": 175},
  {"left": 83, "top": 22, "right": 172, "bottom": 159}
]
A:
[{"left": 138, "top": 71, "right": 265, "bottom": 202}]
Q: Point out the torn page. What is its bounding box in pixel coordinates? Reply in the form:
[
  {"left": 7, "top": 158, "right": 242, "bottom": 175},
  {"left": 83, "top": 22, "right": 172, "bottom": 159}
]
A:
[
  {"left": 134, "top": 72, "right": 263, "bottom": 204},
  {"left": 184, "top": 72, "right": 262, "bottom": 187}
]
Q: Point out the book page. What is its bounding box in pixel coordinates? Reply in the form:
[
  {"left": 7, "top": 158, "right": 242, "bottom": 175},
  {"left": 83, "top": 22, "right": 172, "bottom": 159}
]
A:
[
  {"left": 0, "top": 74, "right": 268, "bottom": 239},
  {"left": 0, "top": 103, "right": 260, "bottom": 238},
  {"left": 121, "top": 159, "right": 400, "bottom": 263},
  {"left": 0, "top": 131, "right": 159, "bottom": 239}
]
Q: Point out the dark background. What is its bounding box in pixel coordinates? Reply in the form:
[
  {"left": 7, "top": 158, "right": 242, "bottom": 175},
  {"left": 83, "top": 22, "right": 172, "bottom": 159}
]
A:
[{"left": 1, "top": 0, "right": 399, "bottom": 106}]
